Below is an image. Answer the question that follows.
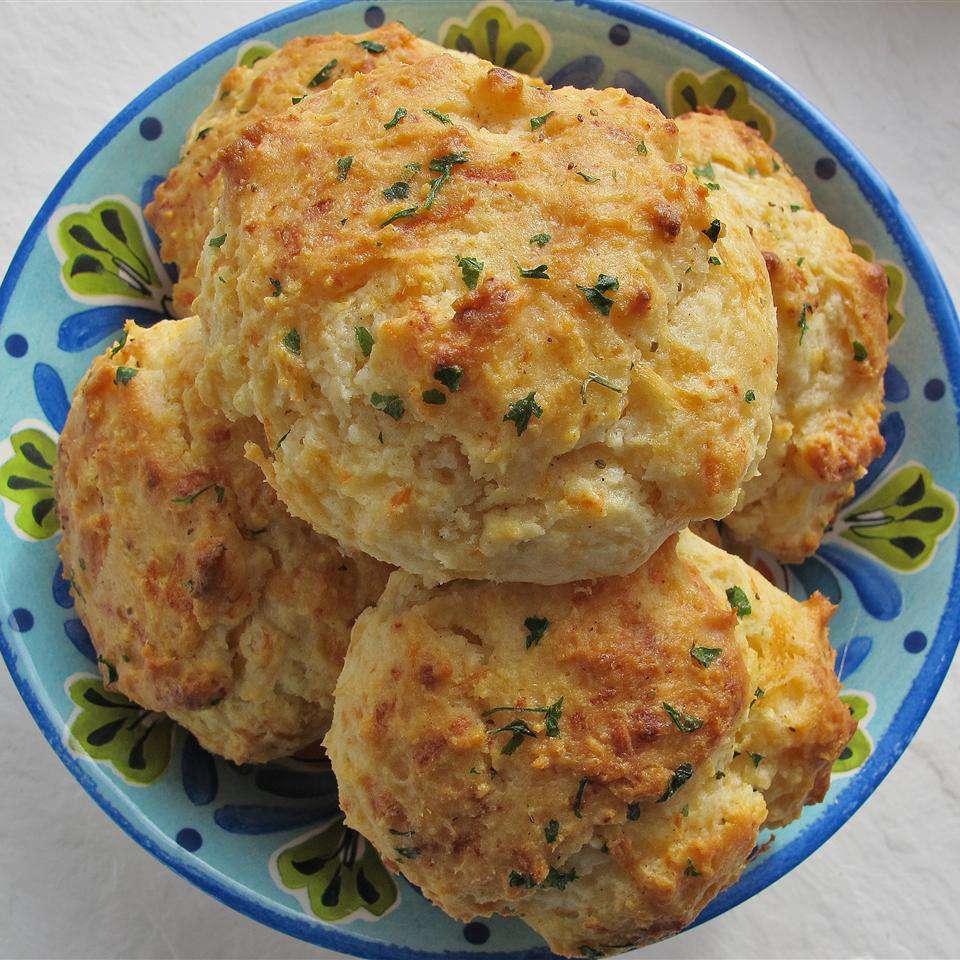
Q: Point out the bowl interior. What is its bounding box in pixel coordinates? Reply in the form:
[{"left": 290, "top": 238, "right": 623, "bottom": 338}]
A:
[{"left": 1, "top": 2, "right": 958, "bottom": 957}]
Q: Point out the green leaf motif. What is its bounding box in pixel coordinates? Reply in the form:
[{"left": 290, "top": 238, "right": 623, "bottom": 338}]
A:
[
  {"left": 66, "top": 676, "right": 173, "bottom": 785},
  {"left": 0, "top": 426, "right": 59, "bottom": 540},
  {"left": 851, "top": 240, "right": 907, "bottom": 339},
  {"left": 832, "top": 692, "right": 873, "bottom": 776},
  {"left": 839, "top": 463, "right": 956, "bottom": 571},
  {"left": 439, "top": 3, "right": 549, "bottom": 74},
  {"left": 668, "top": 68, "right": 775, "bottom": 143},
  {"left": 237, "top": 41, "right": 277, "bottom": 68},
  {"left": 49, "top": 197, "right": 169, "bottom": 310},
  {"left": 275, "top": 816, "right": 397, "bottom": 921}
]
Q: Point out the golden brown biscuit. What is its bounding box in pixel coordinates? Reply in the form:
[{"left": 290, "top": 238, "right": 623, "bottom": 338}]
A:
[
  {"left": 55, "top": 317, "right": 390, "bottom": 763},
  {"left": 677, "top": 110, "right": 888, "bottom": 562},
  {"left": 145, "top": 23, "right": 447, "bottom": 316},
  {"left": 326, "top": 530, "right": 853, "bottom": 955},
  {"left": 195, "top": 52, "right": 777, "bottom": 584}
]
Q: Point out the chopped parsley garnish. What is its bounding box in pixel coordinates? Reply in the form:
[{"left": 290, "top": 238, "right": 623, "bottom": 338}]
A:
[
  {"left": 380, "top": 206, "right": 418, "bottom": 228},
  {"left": 483, "top": 698, "right": 563, "bottom": 739},
  {"left": 530, "top": 111, "right": 554, "bottom": 130},
  {"left": 750, "top": 687, "right": 765, "bottom": 708},
  {"left": 853, "top": 340, "right": 868, "bottom": 362},
  {"left": 394, "top": 846, "right": 420, "bottom": 859},
  {"left": 114, "top": 366, "right": 138, "bottom": 385},
  {"left": 747, "top": 166, "right": 758, "bottom": 177},
  {"left": 424, "top": 107, "right": 452, "bottom": 124},
  {"left": 744, "top": 389, "right": 756, "bottom": 403},
  {"left": 751, "top": 753, "right": 764, "bottom": 768},
  {"left": 657, "top": 763, "right": 694, "bottom": 803},
  {"left": 503, "top": 391, "right": 542, "bottom": 436},
  {"left": 356, "top": 39, "right": 387, "bottom": 53},
  {"left": 692, "top": 162, "right": 715, "bottom": 180},
  {"left": 172, "top": 483, "right": 225, "bottom": 505},
  {"left": 383, "top": 181, "right": 410, "bottom": 200},
  {"left": 308, "top": 59, "right": 338, "bottom": 87},
  {"left": 269, "top": 277, "right": 282, "bottom": 297},
  {"left": 276, "top": 429, "right": 290, "bottom": 449},
  {"left": 702, "top": 219, "right": 723, "bottom": 243},
  {"left": 509, "top": 871, "right": 536, "bottom": 888},
  {"left": 681, "top": 804, "right": 689, "bottom": 817},
  {"left": 434, "top": 365, "right": 463, "bottom": 392},
  {"left": 424, "top": 151, "right": 469, "bottom": 209},
  {"left": 493, "top": 718, "right": 537, "bottom": 755},
  {"left": 355, "top": 325, "right": 374, "bottom": 357},
  {"left": 572, "top": 778, "right": 590, "bottom": 819},
  {"left": 576, "top": 170, "right": 600, "bottom": 183},
  {"left": 790, "top": 203, "right": 803, "bottom": 212},
  {"left": 519, "top": 263, "right": 549, "bottom": 279},
  {"left": 577, "top": 273, "right": 619, "bottom": 315},
  {"left": 580, "top": 371, "right": 622, "bottom": 404},
  {"left": 291, "top": 95, "right": 305, "bottom": 105},
  {"left": 544, "top": 820, "right": 560, "bottom": 843},
  {"left": 422, "top": 388, "right": 446, "bottom": 405},
  {"left": 706, "top": 182, "right": 720, "bottom": 190},
  {"left": 403, "top": 162, "right": 422, "bottom": 177},
  {"left": 384, "top": 107, "right": 406, "bottom": 129},
  {"left": 796, "top": 256, "right": 806, "bottom": 266},
  {"left": 524, "top": 616, "right": 549, "bottom": 649},
  {"left": 684, "top": 859, "right": 700, "bottom": 877},
  {"left": 798, "top": 302, "right": 811, "bottom": 343},
  {"left": 109, "top": 329, "right": 128, "bottom": 357},
  {"left": 773, "top": 160, "right": 781, "bottom": 171},
  {"left": 389, "top": 828, "right": 415, "bottom": 836},
  {"left": 636, "top": 139, "right": 648, "bottom": 155},
  {"left": 97, "top": 655, "right": 118, "bottom": 684},
  {"left": 715, "top": 770, "right": 726, "bottom": 779},
  {"left": 663, "top": 702, "right": 704, "bottom": 733},
  {"left": 707, "top": 255, "right": 722, "bottom": 265},
  {"left": 626, "top": 802, "right": 641, "bottom": 821},
  {"left": 529, "top": 232, "right": 551, "bottom": 247},
  {"left": 208, "top": 234, "right": 226, "bottom": 248},
  {"left": 371, "top": 392, "right": 404, "bottom": 421},
  {"left": 726, "top": 585, "right": 752, "bottom": 618},
  {"left": 281, "top": 329, "right": 301, "bottom": 355},
  {"left": 336, "top": 156, "right": 353, "bottom": 181},
  {"left": 542, "top": 866, "right": 578, "bottom": 890},
  {"left": 691, "top": 645, "right": 721, "bottom": 668},
  {"left": 195, "top": 127, "right": 212, "bottom": 141},
  {"left": 457, "top": 255, "right": 484, "bottom": 290}
]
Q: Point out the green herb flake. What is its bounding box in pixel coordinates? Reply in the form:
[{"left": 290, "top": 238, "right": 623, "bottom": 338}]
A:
[
  {"left": 541, "top": 866, "right": 578, "bottom": 890},
  {"left": 371, "top": 392, "right": 405, "bottom": 421},
  {"left": 97, "top": 655, "right": 118, "bottom": 684},
  {"left": 424, "top": 107, "right": 452, "bottom": 124},
  {"left": 529, "top": 232, "right": 551, "bottom": 247},
  {"left": 662, "top": 702, "right": 704, "bottom": 733},
  {"left": 355, "top": 325, "right": 374, "bottom": 357},
  {"left": 384, "top": 107, "right": 407, "bottom": 129},
  {"left": 524, "top": 616, "right": 549, "bottom": 649},
  {"left": 702, "top": 219, "right": 723, "bottom": 243},
  {"left": 797, "top": 256, "right": 806, "bottom": 266},
  {"left": 744, "top": 389, "right": 756, "bottom": 403},
  {"left": 798, "top": 301, "right": 811, "bottom": 343},
  {"left": 171, "top": 483, "right": 224, "bottom": 506},
  {"left": 726, "top": 585, "right": 752, "bottom": 618},
  {"left": 519, "top": 263, "right": 549, "bottom": 280},
  {"left": 773, "top": 160, "right": 781, "bottom": 172},
  {"left": 195, "top": 127, "right": 212, "bottom": 142},
  {"left": 457, "top": 255, "right": 484, "bottom": 290},
  {"left": 544, "top": 820, "right": 560, "bottom": 843},
  {"left": 291, "top": 95, "right": 305, "bottom": 105},
  {"left": 657, "top": 763, "right": 694, "bottom": 803},
  {"left": 394, "top": 846, "right": 420, "bottom": 860},
  {"left": 706, "top": 182, "right": 721, "bottom": 190},
  {"left": 389, "top": 828, "right": 415, "bottom": 836},
  {"left": 790, "top": 203, "right": 803, "bottom": 212},
  {"left": 276, "top": 429, "right": 290, "bottom": 450},
  {"left": 494, "top": 718, "right": 537, "bottom": 755},
  {"left": 530, "top": 111, "right": 555, "bottom": 130},
  {"left": 383, "top": 181, "right": 410, "bottom": 201},
  {"left": 708, "top": 255, "right": 722, "bottom": 265},
  {"left": 308, "top": 59, "right": 338, "bottom": 87},
  {"left": 356, "top": 39, "right": 387, "bottom": 53},
  {"left": 853, "top": 340, "right": 868, "bottom": 362},
  {"left": 503, "top": 391, "right": 542, "bottom": 436},
  {"left": 109, "top": 329, "right": 128, "bottom": 357},
  {"left": 681, "top": 804, "right": 689, "bottom": 817},
  {"left": 509, "top": 871, "right": 536, "bottom": 888},
  {"left": 572, "top": 777, "right": 589, "bottom": 818},
  {"left": 684, "top": 859, "right": 701, "bottom": 877},
  {"left": 403, "top": 162, "right": 422, "bottom": 177},
  {"left": 576, "top": 273, "right": 619, "bottom": 315},
  {"left": 208, "top": 233, "right": 226, "bottom": 248},
  {"left": 336, "top": 156, "right": 353, "bottom": 181},
  {"left": 380, "top": 206, "right": 419, "bottom": 228},
  {"left": 114, "top": 366, "right": 138, "bottom": 386},
  {"left": 747, "top": 166, "right": 758, "bottom": 177},
  {"left": 636, "top": 139, "right": 648, "bottom": 155},
  {"left": 281, "top": 329, "right": 301, "bottom": 355},
  {"left": 434, "top": 365, "right": 464, "bottom": 392},
  {"left": 269, "top": 277, "right": 282, "bottom": 297},
  {"left": 423, "top": 151, "right": 469, "bottom": 210},
  {"left": 751, "top": 753, "right": 764, "bottom": 768},
  {"left": 626, "top": 802, "right": 642, "bottom": 821},
  {"left": 544, "top": 698, "right": 563, "bottom": 738},
  {"left": 422, "top": 388, "right": 447, "bottom": 405},
  {"left": 580, "top": 370, "right": 622, "bottom": 405},
  {"left": 691, "top": 645, "right": 722, "bottom": 668},
  {"left": 715, "top": 770, "right": 726, "bottom": 779},
  {"left": 692, "top": 162, "right": 715, "bottom": 180},
  {"left": 576, "top": 170, "right": 600, "bottom": 183}
]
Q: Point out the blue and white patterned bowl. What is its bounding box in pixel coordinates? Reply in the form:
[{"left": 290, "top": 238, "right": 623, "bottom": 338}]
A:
[{"left": 1, "top": 2, "right": 957, "bottom": 956}]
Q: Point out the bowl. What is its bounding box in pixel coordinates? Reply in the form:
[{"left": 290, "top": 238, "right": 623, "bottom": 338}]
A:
[{"left": 1, "top": 1, "right": 957, "bottom": 956}]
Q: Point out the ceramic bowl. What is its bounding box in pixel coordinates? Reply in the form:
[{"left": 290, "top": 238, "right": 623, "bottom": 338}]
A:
[{"left": 1, "top": 1, "right": 957, "bottom": 956}]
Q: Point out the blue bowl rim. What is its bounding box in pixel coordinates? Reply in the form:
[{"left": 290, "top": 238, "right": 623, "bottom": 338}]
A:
[{"left": 0, "top": 1, "right": 958, "bottom": 957}]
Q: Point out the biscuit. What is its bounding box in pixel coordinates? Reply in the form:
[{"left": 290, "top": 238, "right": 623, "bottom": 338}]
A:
[
  {"left": 145, "top": 23, "right": 447, "bottom": 315},
  {"left": 326, "top": 530, "right": 853, "bottom": 954},
  {"left": 195, "top": 52, "right": 777, "bottom": 584},
  {"left": 677, "top": 110, "right": 888, "bottom": 562},
  {"left": 55, "top": 317, "right": 390, "bottom": 763}
]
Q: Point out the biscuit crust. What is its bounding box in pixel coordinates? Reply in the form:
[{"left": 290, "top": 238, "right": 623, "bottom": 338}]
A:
[
  {"left": 677, "top": 110, "right": 888, "bottom": 561},
  {"left": 55, "top": 318, "right": 390, "bottom": 763},
  {"left": 196, "top": 52, "right": 777, "bottom": 584}
]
